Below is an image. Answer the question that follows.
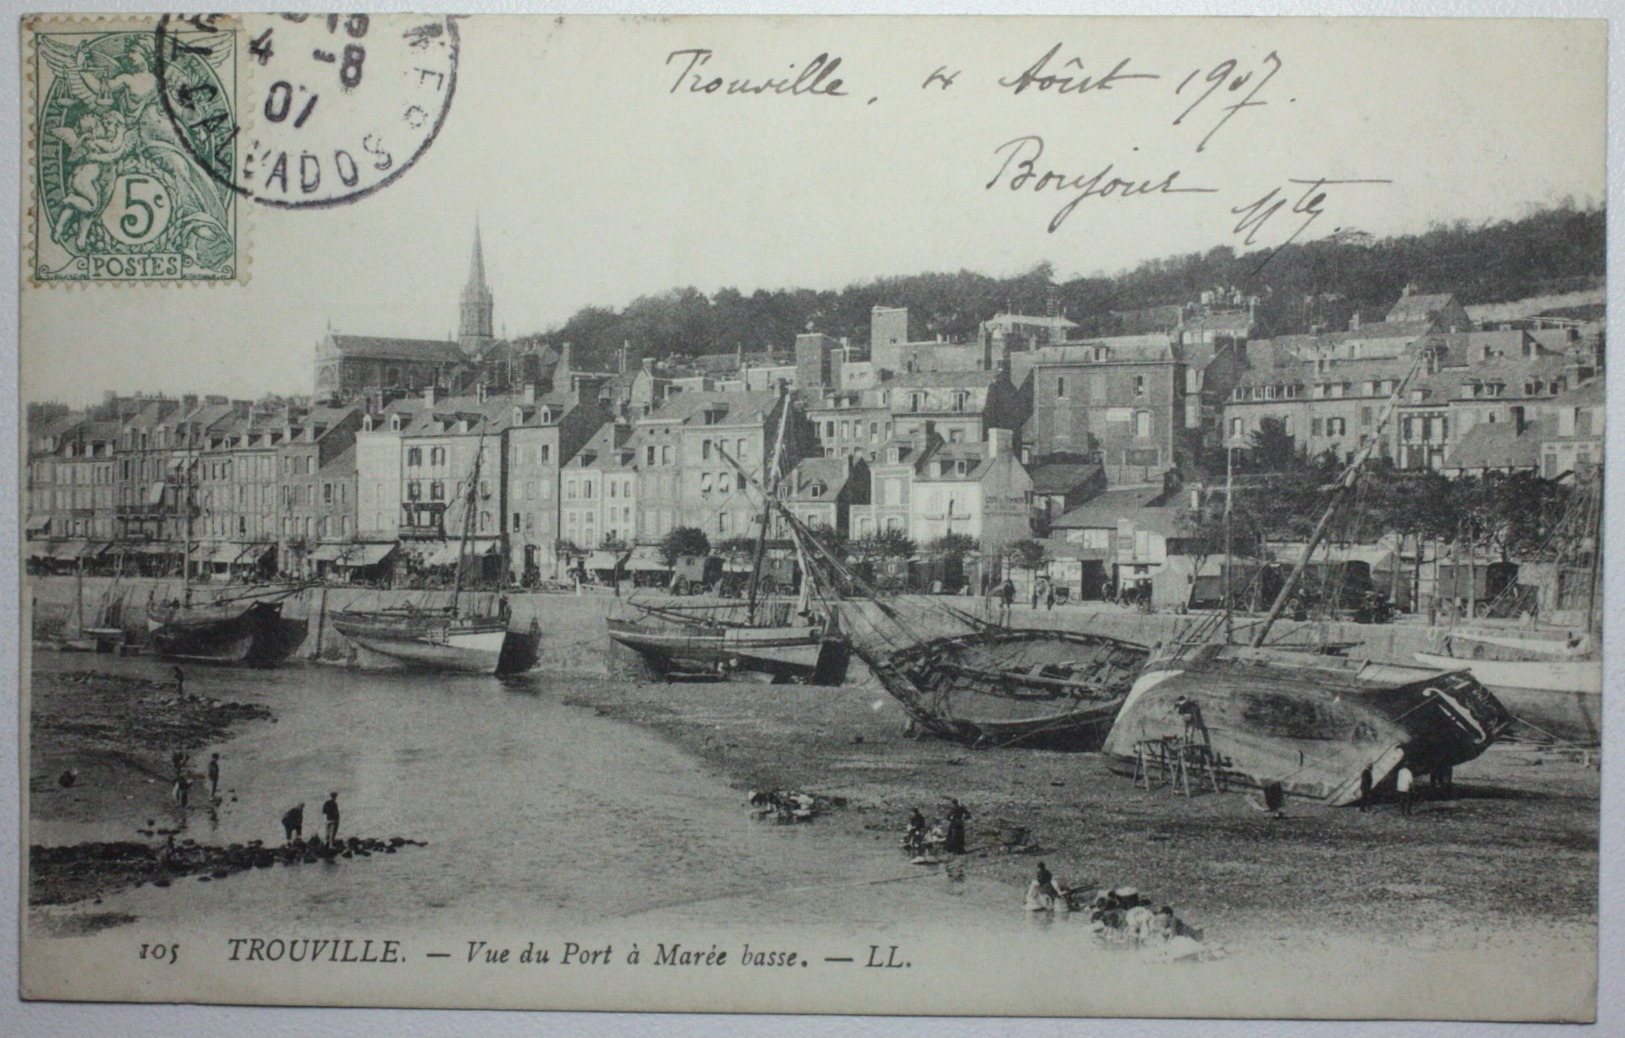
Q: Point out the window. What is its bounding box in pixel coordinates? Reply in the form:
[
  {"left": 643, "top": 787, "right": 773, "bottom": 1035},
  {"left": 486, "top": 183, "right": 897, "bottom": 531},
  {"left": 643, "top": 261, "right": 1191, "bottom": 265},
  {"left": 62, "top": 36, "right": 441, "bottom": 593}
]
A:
[
  {"left": 479, "top": 511, "right": 491, "bottom": 532},
  {"left": 662, "top": 445, "right": 672, "bottom": 465},
  {"left": 609, "top": 481, "right": 618, "bottom": 498},
  {"left": 513, "top": 512, "right": 522, "bottom": 531},
  {"left": 1311, "top": 418, "right": 1323, "bottom": 436},
  {"left": 870, "top": 422, "right": 879, "bottom": 440},
  {"left": 540, "top": 445, "right": 551, "bottom": 463},
  {"left": 1328, "top": 417, "right": 1346, "bottom": 436},
  {"left": 718, "top": 472, "right": 730, "bottom": 494},
  {"left": 407, "top": 447, "right": 422, "bottom": 467},
  {"left": 825, "top": 420, "right": 835, "bottom": 438},
  {"left": 952, "top": 392, "right": 967, "bottom": 412},
  {"left": 323, "top": 482, "right": 334, "bottom": 503},
  {"left": 910, "top": 393, "right": 923, "bottom": 412},
  {"left": 646, "top": 446, "right": 656, "bottom": 466},
  {"left": 431, "top": 446, "right": 446, "bottom": 466},
  {"left": 702, "top": 440, "right": 712, "bottom": 460},
  {"left": 701, "top": 472, "right": 714, "bottom": 493},
  {"left": 1361, "top": 406, "right": 1373, "bottom": 427},
  {"left": 1056, "top": 377, "right": 1066, "bottom": 399},
  {"left": 1134, "top": 411, "right": 1151, "bottom": 438},
  {"left": 1133, "top": 375, "right": 1146, "bottom": 397},
  {"left": 407, "top": 481, "right": 422, "bottom": 501}
]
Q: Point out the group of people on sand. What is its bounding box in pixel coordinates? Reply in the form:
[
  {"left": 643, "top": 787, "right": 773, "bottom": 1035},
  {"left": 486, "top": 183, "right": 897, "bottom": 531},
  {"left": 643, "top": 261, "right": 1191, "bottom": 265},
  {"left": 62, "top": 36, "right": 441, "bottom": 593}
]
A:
[
  {"left": 281, "top": 791, "right": 342, "bottom": 847},
  {"left": 169, "top": 748, "right": 223, "bottom": 809},
  {"left": 1025, "top": 865, "right": 1204, "bottom": 947},
  {"left": 903, "top": 799, "right": 972, "bottom": 857}
]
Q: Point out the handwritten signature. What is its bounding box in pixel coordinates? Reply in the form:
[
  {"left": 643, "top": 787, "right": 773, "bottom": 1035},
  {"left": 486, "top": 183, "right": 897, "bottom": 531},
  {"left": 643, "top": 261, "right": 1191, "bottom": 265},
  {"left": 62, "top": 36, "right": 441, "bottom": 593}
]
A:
[{"left": 1232, "top": 177, "right": 1393, "bottom": 270}]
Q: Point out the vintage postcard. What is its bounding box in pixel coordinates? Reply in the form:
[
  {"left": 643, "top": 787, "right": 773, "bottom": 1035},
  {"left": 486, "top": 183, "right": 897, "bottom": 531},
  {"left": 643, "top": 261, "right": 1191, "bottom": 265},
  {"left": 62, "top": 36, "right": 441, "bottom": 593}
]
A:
[{"left": 17, "top": 12, "right": 1607, "bottom": 1022}]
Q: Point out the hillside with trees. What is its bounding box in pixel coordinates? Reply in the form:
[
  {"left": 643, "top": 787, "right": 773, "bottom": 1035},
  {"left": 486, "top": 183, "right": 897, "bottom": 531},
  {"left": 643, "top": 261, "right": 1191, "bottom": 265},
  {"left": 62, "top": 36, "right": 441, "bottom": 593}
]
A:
[{"left": 527, "top": 203, "right": 1603, "bottom": 371}]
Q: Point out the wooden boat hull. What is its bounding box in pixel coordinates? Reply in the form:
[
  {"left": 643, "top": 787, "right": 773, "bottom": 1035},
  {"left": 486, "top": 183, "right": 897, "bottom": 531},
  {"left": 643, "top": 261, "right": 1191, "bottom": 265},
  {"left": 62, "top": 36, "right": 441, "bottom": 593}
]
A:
[
  {"left": 1414, "top": 651, "right": 1601, "bottom": 746},
  {"left": 860, "top": 627, "right": 1150, "bottom": 750},
  {"left": 147, "top": 600, "right": 307, "bottom": 667},
  {"left": 1102, "top": 644, "right": 1512, "bottom": 804},
  {"left": 606, "top": 617, "right": 848, "bottom": 684},
  {"left": 331, "top": 614, "right": 540, "bottom": 675}
]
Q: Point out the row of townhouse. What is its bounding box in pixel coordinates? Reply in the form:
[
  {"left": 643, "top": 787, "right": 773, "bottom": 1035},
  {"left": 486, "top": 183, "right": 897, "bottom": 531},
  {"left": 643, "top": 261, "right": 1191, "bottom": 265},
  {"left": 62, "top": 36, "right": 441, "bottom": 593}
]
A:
[{"left": 1222, "top": 325, "right": 1600, "bottom": 473}]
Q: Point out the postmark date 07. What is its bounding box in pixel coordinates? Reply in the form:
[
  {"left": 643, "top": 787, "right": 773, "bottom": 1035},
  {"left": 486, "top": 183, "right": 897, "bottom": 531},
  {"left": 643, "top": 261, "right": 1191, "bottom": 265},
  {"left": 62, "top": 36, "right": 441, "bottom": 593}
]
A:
[{"left": 139, "top": 942, "right": 180, "bottom": 965}]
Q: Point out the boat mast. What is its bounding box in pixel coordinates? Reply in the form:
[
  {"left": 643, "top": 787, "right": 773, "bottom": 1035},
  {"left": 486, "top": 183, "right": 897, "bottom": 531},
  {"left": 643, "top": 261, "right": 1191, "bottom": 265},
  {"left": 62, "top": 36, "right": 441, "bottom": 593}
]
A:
[
  {"left": 747, "top": 384, "right": 793, "bottom": 625},
  {"left": 452, "top": 432, "right": 485, "bottom": 619},
  {"left": 183, "top": 440, "right": 195, "bottom": 591},
  {"left": 1252, "top": 353, "right": 1422, "bottom": 647},
  {"left": 1223, "top": 443, "right": 1235, "bottom": 644}
]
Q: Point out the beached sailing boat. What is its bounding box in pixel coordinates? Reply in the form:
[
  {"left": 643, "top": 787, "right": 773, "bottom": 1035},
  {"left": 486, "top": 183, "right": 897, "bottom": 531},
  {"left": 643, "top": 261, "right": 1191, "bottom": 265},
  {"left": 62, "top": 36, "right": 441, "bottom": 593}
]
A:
[
  {"left": 1101, "top": 359, "right": 1512, "bottom": 804},
  {"left": 329, "top": 435, "right": 541, "bottom": 675},
  {"left": 145, "top": 450, "right": 309, "bottom": 666},
  {"left": 1413, "top": 465, "right": 1602, "bottom": 745},
  {"left": 606, "top": 389, "right": 851, "bottom": 685},
  {"left": 59, "top": 560, "right": 128, "bottom": 654},
  {"left": 738, "top": 466, "right": 1149, "bottom": 747}
]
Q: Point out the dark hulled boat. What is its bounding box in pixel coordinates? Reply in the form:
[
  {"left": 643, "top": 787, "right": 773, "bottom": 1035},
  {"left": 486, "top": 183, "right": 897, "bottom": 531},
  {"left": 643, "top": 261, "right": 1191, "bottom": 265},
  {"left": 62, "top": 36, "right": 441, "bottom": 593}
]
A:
[
  {"left": 146, "top": 596, "right": 308, "bottom": 666},
  {"left": 861, "top": 622, "right": 1149, "bottom": 749}
]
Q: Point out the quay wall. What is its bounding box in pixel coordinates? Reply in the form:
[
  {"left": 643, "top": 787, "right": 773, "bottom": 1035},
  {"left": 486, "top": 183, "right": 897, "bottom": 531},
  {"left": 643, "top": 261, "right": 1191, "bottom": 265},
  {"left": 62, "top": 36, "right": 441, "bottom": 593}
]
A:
[{"left": 27, "top": 577, "right": 1460, "bottom": 678}]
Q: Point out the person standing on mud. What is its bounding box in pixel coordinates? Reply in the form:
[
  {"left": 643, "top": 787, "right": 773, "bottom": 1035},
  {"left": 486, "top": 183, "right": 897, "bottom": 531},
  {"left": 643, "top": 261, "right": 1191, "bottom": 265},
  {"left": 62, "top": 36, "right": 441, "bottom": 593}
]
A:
[
  {"left": 322, "top": 791, "right": 341, "bottom": 846},
  {"left": 1396, "top": 765, "right": 1416, "bottom": 817},
  {"left": 1358, "top": 765, "right": 1374, "bottom": 812},
  {"left": 999, "top": 579, "right": 1016, "bottom": 624},
  {"left": 282, "top": 803, "right": 305, "bottom": 842},
  {"left": 945, "top": 798, "right": 970, "bottom": 855},
  {"left": 206, "top": 753, "right": 221, "bottom": 800},
  {"left": 172, "top": 665, "right": 185, "bottom": 698},
  {"left": 1045, "top": 583, "right": 1056, "bottom": 611}
]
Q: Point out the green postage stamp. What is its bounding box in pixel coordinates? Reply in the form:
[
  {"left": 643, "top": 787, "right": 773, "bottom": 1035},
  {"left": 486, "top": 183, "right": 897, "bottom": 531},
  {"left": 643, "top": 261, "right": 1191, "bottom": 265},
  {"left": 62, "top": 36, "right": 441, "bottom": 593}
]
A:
[{"left": 26, "top": 15, "right": 242, "bottom": 283}]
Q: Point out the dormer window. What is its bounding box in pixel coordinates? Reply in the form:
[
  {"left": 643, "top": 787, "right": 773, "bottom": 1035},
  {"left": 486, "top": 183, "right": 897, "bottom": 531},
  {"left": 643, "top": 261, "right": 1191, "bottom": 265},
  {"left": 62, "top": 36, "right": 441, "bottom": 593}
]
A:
[{"left": 389, "top": 414, "right": 403, "bottom": 431}]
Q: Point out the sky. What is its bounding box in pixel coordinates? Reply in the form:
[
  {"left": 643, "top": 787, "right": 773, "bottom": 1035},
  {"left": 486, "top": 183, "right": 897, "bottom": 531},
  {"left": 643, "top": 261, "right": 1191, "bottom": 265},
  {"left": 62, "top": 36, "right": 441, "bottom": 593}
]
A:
[{"left": 20, "top": 14, "right": 1606, "bottom": 406}]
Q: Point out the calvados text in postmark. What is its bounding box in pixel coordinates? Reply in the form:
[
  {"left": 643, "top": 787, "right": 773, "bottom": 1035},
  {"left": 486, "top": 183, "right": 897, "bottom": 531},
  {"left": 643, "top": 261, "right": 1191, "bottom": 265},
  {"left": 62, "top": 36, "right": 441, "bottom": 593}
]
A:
[
  {"left": 28, "top": 16, "right": 242, "bottom": 283},
  {"left": 156, "top": 13, "right": 459, "bottom": 209}
]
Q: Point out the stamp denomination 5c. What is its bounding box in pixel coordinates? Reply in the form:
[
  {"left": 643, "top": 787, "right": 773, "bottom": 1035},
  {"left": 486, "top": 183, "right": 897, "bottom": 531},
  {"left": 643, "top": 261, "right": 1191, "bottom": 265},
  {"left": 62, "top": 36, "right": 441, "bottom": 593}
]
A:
[{"left": 27, "top": 15, "right": 242, "bottom": 284}]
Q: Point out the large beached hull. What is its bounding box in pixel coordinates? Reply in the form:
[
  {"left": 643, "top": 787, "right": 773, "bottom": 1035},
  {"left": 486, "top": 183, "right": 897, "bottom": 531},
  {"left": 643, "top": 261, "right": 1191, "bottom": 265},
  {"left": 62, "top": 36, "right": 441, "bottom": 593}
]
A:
[
  {"left": 331, "top": 615, "right": 540, "bottom": 675},
  {"left": 860, "top": 627, "right": 1150, "bottom": 750},
  {"left": 607, "top": 618, "right": 848, "bottom": 684},
  {"left": 1102, "top": 644, "right": 1511, "bottom": 804},
  {"left": 1413, "top": 651, "right": 1601, "bottom": 746},
  {"left": 146, "top": 601, "right": 307, "bottom": 667}
]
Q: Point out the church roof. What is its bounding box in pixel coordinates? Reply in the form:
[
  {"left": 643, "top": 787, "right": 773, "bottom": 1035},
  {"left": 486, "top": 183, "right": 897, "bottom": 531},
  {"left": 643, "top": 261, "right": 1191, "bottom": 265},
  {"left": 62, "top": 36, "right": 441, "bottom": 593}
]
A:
[{"left": 327, "top": 334, "right": 466, "bottom": 364}]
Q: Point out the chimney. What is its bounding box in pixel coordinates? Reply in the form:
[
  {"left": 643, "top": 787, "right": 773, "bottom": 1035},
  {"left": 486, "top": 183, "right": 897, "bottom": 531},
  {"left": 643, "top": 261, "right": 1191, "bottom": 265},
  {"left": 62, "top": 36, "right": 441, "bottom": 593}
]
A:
[
  {"left": 559, "top": 341, "right": 573, "bottom": 379},
  {"left": 642, "top": 357, "right": 655, "bottom": 376},
  {"left": 523, "top": 383, "right": 536, "bottom": 405},
  {"left": 988, "top": 427, "right": 1013, "bottom": 458},
  {"left": 181, "top": 393, "right": 199, "bottom": 414},
  {"left": 477, "top": 382, "right": 487, "bottom": 404},
  {"left": 1350, "top": 312, "right": 1361, "bottom": 331},
  {"left": 619, "top": 341, "right": 629, "bottom": 374},
  {"left": 425, "top": 385, "right": 436, "bottom": 407}
]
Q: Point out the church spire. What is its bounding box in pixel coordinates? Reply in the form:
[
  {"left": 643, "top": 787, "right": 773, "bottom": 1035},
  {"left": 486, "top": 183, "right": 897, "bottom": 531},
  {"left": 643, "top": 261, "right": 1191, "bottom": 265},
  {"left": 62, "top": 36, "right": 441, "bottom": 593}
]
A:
[{"left": 458, "top": 219, "right": 494, "bottom": 357}]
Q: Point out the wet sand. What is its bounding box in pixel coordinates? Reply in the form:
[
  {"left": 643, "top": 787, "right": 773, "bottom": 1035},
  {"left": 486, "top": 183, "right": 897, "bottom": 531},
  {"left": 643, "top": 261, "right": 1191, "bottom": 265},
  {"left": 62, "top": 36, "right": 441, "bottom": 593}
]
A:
[{"left": 560, "top": 674, "right": 1601, "bottom": 953}]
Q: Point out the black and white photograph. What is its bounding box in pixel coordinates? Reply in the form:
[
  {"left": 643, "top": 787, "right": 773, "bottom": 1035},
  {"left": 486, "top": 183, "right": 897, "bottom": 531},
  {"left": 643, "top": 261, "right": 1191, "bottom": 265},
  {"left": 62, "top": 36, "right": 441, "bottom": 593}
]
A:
[{"left": 11, "top": 8, "right": 1614, "bottom": 1027}]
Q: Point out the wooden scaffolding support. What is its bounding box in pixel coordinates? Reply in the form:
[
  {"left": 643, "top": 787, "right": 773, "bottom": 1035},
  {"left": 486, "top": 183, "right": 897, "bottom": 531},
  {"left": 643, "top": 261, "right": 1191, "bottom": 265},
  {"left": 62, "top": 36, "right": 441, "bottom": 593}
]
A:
[{"left": 1133, "top": 736, "right": 1226, "bottom": 797}]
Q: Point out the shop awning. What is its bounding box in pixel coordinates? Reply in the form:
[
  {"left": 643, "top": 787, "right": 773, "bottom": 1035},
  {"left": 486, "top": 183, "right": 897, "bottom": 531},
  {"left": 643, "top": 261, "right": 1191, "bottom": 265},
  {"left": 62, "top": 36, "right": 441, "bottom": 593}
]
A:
[
  {"left": 146, "top": 481, "right": 168, "bottom": 506},
  {"left": 25, "top": 515, "right": 50, "bottom": 534},
  {"left": 584, "top": 550, "right": 628, "bottom": 572},
  {"left": 233, "top": 542, "right": 275, "bottom": 564},
  {"left": 334, "top": 542, "right": 396, "bottom": 568},
  {"left": 50, "top": 540, "right": 89, "bottom": 560},
  {"left": 79, "top": 541, "right": 113, "bottom": 559},
  {"left": 307, "top": 543, "right": 346, "bottom": 562},
  {"left": 27, "top": 545, "right": 51, "bottom": 561},
  {"left": 423, "top": 542, "right": 461, "bottom": 567},
  {"left": 624, "top": 546, "right": 670, "bottom": 573},
  {"left": 139, "top": 542, "right": 179, "bottom": 556}
]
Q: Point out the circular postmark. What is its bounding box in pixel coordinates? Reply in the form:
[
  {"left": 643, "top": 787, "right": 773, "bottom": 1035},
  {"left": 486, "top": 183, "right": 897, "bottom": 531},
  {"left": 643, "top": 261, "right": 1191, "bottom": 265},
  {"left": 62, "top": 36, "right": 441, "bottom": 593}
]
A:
[{"left": 154, "top": 13, "right": 458, "bottom": 209}]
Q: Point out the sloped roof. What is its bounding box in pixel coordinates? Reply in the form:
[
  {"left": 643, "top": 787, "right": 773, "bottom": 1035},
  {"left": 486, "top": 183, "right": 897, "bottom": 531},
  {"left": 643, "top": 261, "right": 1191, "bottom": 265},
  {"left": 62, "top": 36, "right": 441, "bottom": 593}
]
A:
[
  {"left": 1445, "top": 421, "right": 1542, "bottom": 471},
  {"left": 1386, "top": 292, "right": 1462, "bottom": 324},
  {"left": 319, "top": 443, "right": 357, "bottom": 475},
  {"left": 787, "top": 456, "right": 853, "bottom": 499},
  {"left": 327, "top": 334, "right": 466, "bottom": 364},
  {"left": 1052, "top": 487, "right": 1190, "bottom": 537},
  {"left": 644, "top": 390, "right": 778, "bottom": 425},
  {"left": 883, "top": 370, "right": 1002, "bottom": 389},
  {"left": 1030, "top": 462, "right": 1103, "bottom": 495}
]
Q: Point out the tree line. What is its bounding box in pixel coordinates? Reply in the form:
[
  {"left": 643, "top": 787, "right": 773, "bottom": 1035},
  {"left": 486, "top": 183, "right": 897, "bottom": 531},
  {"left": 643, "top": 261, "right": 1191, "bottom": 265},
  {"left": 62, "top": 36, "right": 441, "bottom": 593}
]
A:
[{"left": 523, "top": 203, "right": 1603, "bottom": 372}]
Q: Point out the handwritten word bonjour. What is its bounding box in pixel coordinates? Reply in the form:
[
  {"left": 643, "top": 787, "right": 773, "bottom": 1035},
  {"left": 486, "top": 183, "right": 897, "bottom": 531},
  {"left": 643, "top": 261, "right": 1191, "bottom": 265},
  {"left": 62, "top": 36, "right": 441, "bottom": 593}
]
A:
[{"left": 986, "top": 135, "right": 1217, "bottom": 233}]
